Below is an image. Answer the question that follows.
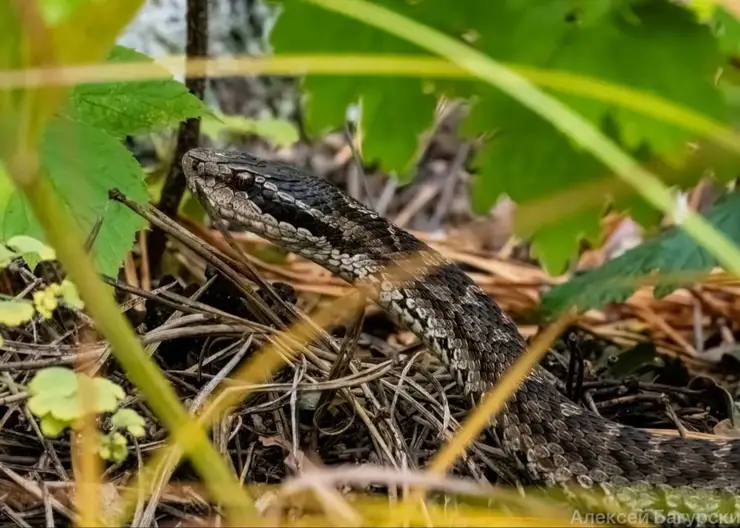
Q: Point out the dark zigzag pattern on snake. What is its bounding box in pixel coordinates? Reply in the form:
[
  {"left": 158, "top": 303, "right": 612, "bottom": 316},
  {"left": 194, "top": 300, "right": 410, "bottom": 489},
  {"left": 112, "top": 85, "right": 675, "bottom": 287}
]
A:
[{"left": 181, "top": 147, "right": 740, "bottom": 517}]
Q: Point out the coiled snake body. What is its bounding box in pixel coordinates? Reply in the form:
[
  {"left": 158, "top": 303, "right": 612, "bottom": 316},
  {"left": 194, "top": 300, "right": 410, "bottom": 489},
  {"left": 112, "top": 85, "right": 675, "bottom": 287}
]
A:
[{"left": 183, "top": 148, "right": 740, "bottom": 517}]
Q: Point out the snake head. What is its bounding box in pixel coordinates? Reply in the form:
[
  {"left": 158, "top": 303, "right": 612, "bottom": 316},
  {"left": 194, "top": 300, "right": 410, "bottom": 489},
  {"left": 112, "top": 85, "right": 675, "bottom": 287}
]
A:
[
  {"left": 181, "top": 148, "right": 347, "bottom": 254},
  {"left": 181, "top": 148, "right": 239, "bottom": 187}
]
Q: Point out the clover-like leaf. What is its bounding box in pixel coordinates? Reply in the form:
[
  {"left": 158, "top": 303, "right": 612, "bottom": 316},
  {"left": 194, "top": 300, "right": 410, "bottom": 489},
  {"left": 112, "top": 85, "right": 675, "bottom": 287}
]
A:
[
  {"left": 98, "top": 432, "right": 129, "bottom": 463},
  {"left": 0, "top": 300, "right": 35, "bottom": 326},
  {"left": 27, "top": 392, "right": 61, "bottom": 418},
  {"left": 93, "top": 377, "right": 126, "bottom": 413},
  {"left": 111, "top": 408, "right": 146, "bottom": 438},
  {"left": 59, "top": 279, "right": 84, "bottom": 310},
  {"left": 51, "top": 396, "right": 83, "bottom": 422},
  {"left": 40, "top": 414, "right": 73, "bottom": 438},
  {"left": 27, "top": 369, "right": 129, "bottom": 441},
  {"left": 28, "top": 367, "right": 78, "bottom": 397},
  {"left": 27, "top": 389, "right": 82, "bottom": 423}
]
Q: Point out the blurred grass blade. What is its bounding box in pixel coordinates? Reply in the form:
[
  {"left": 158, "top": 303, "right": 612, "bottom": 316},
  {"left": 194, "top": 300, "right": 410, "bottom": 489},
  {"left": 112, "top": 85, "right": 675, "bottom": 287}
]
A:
[
  {"left": 49, "top": 0, "right": 146, "bottom": 65},
  {"left": 107, "top": 288, "right": 368, "bottom": 525},
  {"left": 0, "top": 55, "right": 738, "bottom": 158},
  {"left": 109, "top": 250, "right": 444, "bottom": 525},
  {"left": 3, "top": 3, "right": 256, "bottom": 524}
]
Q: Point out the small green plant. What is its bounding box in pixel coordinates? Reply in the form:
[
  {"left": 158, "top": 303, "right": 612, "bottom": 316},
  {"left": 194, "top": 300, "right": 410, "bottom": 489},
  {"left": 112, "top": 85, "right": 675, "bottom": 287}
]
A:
[
  {"left": 27, "top": 367, "right": 145, "bottom": 463},
  {"left": 1, "top": 3, "right": 260, "bottom": 518},
  {"left": 0, "top": 44, "right": 212, "bottom": 278},
  {"left": 2, "top": 235, "right": 138, "bottom": 461},
  {"left": 0, "top": 236, "right": 84, "bottom": 330}
]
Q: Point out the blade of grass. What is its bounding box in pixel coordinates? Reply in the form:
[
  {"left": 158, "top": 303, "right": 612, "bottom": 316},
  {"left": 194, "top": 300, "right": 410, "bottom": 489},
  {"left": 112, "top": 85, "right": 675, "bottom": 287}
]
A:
[
  {"left": 106, "top": 288, "right": 368, "bottom": 526},
  {"left": 76, "top": 374, "right": 101, "bottom": 527},
  {"left": 0, "top": 55, "right": 738, "bottom": 157},
  {"left": 107, "top": 249, "right": 443, "bottom": 525},
  {"left": 3, "top": 2, "right": 257, "bottom": 524},
  {"left": 301, "top": 0, "right": 740, "bottom": 277},
  {"left": 7, "top": 52, "right": 740, "bottom": 249},
  {"left": 48, "top": 0, "right": 145, "bottom": 65},
  {"left": 11, "top": 172, "right": 256, "bottom": 525}
]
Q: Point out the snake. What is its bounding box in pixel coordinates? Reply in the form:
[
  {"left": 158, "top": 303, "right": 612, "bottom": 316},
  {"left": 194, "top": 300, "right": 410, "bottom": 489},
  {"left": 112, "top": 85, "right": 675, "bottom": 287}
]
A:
[{"left": 182, "top": 147, "right": 740, "bottom": 519}]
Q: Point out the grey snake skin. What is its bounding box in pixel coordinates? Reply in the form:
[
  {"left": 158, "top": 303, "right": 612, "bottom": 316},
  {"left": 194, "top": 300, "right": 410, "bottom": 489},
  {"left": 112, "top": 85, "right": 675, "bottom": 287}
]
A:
[{"left": 182, "top": 147, "right": 740, "bottom": 522}]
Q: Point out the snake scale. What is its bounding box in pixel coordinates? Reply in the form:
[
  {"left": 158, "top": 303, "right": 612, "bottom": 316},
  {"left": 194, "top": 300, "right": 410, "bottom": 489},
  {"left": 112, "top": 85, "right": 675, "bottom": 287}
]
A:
[{"left": 182, "top": 147, "right": 740, "bottom": 520}]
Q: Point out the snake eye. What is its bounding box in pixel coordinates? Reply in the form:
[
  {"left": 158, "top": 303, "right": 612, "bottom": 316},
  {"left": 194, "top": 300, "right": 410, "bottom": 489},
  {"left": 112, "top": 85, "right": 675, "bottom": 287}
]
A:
[{"left": 233, "top": 170, "right": 254, "bottom": 189}]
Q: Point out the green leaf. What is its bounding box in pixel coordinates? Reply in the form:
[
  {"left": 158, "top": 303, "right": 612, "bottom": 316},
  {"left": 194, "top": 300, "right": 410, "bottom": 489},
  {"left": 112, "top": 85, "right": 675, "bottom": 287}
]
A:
[
  {"left": 28, "top": 390, "right": 82, "bottom": 422},
  {"left": 272, "top": 0, "right": 727, "bottom": 272},
  {"left": 6, "top": 235, "right": 56, "bottom": 270},
  {"left": 271, "top": 0, "right": 438, "bottom": 175},
  {"left": 27, "top": 368, "right": 129, "bottom": 440},
  {"left": 93, "top": 376, "right": 125, "bottom": 413},
  {"left": 27, "top": 368, "right": 85, "bottom": 423},
  {"left": 541, "top": 192, "right": 740, "bottom": 316},
  {"left": 0, "top": 300, "right": 35, "bottom": 326},
  {"left": 0, "top": 245, "right": 18, "bottom": 268},
  {"left": 2, "top": 117, "right": 149, "bottom": 277},
  {"left": 28, "top": 392, "right": 57, "bottom": 417},
  {"left": 40, "top": 414, "right": 72, "bottom": 438},
  {"left": 51, "top": 395, "right": 83, "bottom": 421},
  {"left": 461, "top": 1, "right": 725, "bottom": 272},
  {"left": 527, "top": 207, "right": 604, "bottom": 274},
  {"left": 711, "top": 5, "right": 740, "bottom": 55},
  {"left": 64, "top": 45, "right": 212, "bottom": 138},
  {"left": 98, "top": 431, "right": 128, "bottom": 462},
  {"left": 201, "top": 112, "right": 300, "bottom": 148},
  {"left": 59, "top": 279, "right": 84, "bottom": 310},
  {"left": 111, "top": 408, "right": 146, "bottom": 438},
  {"left": 6, "top": 236, "right": 56, "bottom": 260},
  {"left": 28, "top": 367, "right": 79, "bottom": 397}
]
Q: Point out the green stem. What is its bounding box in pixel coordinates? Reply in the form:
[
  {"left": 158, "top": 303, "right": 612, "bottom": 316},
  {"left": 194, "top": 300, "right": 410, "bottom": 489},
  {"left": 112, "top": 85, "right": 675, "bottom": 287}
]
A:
[
  {"left": 4, "top": 1, "right": 255, "bottom": 522},
  {"left": 15, "top": 171, "right": 255, "bottom": 522}
]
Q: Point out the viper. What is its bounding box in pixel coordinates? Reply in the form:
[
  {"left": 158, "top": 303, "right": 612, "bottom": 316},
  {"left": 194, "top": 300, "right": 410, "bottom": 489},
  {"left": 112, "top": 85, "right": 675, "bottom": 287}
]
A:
[{"left": 182, "top": 147, "right": 740, "bottom": 518}]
